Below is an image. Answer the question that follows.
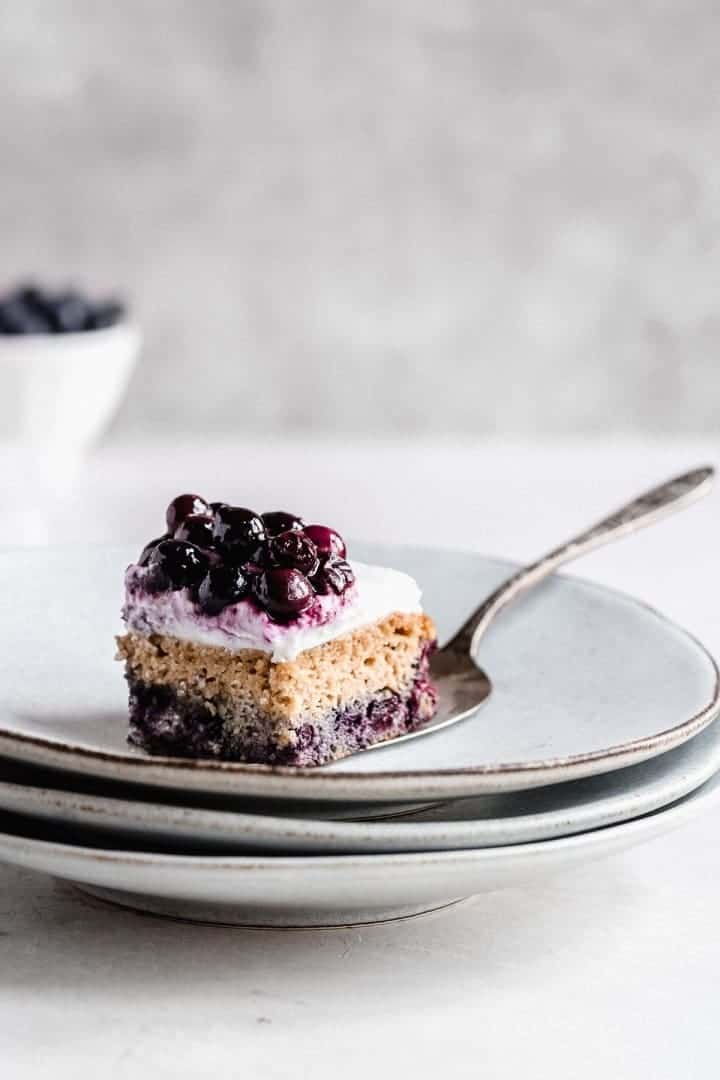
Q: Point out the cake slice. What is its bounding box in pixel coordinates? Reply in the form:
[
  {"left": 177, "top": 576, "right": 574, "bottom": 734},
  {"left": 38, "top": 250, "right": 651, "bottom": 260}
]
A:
[{"left": 117, "top": 495, "right": 438, "bottom": 766}]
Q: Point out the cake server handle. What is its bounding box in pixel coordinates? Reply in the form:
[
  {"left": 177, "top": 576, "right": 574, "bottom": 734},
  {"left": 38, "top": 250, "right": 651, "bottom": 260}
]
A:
[{"left": 444, "top": 465, "right": 714, "bottom": 662}]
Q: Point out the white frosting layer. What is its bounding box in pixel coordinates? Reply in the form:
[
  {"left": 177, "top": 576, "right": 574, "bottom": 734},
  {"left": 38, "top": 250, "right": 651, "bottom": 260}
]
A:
[{"left": 123, "top": 560, "right": 422, "bottom": 662}]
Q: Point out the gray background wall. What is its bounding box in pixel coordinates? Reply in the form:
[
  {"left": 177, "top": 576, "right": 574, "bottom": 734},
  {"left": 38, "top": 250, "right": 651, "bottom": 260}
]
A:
[{"left": 1, "top": 0, "right": 718, "bottom": 438}]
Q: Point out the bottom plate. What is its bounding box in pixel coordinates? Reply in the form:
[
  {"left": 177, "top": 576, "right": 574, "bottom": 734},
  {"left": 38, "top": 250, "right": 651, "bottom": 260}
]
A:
[{"left": 0, "top": 768, "right": 718, "bottom": 927}]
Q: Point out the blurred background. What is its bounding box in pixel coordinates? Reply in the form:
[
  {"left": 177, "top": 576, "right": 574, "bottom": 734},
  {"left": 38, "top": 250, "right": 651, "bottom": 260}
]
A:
[{"left": 2, "top": 0, "right": 718, "bottom": 441}]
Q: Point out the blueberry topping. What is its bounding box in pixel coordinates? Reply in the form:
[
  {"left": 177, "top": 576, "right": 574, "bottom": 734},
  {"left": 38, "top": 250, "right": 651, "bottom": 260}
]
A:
[
  {"left": 303, "top": 524, "right": 347, "bottom": 559},
  {"left": 268, "top": 530, "right": 319, "bottom": 576},
  {"left": 139, "top": 498, "right": 353, "bottom": 620},
  {"left": 174, "top": 513, "right": 215, "bottom": 548},
  {"left": 261, "top": 511, "right": 304, "bottom": 537},
  {"left": 138, "top": 534, "right": 168, "bottom": 567},
  {"left": 166, "top": 494, "right": 210, "bottom": 534},
  {"left": 241, "top": 560, "right": 263, "bottom": 577},
  {"left": 197, "top": 564, "right": 250, "bottom": 615},
  {"left": 147, "top": 540, "right": 209, "bottom": 592},
  {"left": 311, "top": 556, "right": 355, "bottom": 596},
  {"left": 213, "top": 505, "right": 265, "bottom": 557},
  {"left": 256, "top": 567, "right": 314, "bottom": 616}
]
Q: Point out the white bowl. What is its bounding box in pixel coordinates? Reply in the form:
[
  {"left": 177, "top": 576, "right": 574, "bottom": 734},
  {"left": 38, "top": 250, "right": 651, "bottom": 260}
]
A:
[
  {"left": 0, "top": 321, "right": 140, "bottom": 541},
  {"left": 0, "top": 320, "right": 140, "bottom": 458}
]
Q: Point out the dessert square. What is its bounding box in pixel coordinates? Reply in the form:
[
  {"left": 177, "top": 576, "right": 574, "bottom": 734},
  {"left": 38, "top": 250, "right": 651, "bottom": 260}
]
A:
[{"left": 117, "top": 496, "right": 438, "bottom": 766}]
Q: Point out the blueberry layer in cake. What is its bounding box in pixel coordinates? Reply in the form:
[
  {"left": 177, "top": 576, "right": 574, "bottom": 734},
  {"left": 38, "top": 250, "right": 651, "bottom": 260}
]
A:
[{"left": 117, "top": 495, "right": 438, "bottom": 766}]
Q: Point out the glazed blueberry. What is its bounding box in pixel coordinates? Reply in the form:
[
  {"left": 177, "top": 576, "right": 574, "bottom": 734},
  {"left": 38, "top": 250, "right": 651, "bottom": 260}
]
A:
[
  {"left": 241, "top": 559, "right": 263, "bottom": 574},
  {"left": 261, "top": 511, "right": 304, "bottom": 537},
  {"left": 174, "top": 513, "right": 215, "bottom": 548},
  {"left": 213, "top": 505, "right": 265, "bottom": 557},
  {"left": 197, "top": 564, "right": 250, "bottom": 615},
  {"left": 311, "top": 556, "right": 355, "bottom": 596},
  {"left": 147, "top": 540, "right": 209, "bottom": 591},
  {"left": 303, "top": 524, "right": 346, "bottom": 559},
  {"left": 166, "top": 494, "right": 210, "bottom": 534},
  {"left": 256, "top": 567, "right": 314, "bottom": 617},
  {"left": 138, "top": 534, "right": 168, "bottom": 567},
  {"left": 268, "top": 530, "right": 320, "bottom": 576}
]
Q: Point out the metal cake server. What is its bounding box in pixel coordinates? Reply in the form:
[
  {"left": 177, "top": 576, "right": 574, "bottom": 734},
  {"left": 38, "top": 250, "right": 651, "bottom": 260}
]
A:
[{"left": 365, "top": 464, "right": 715, "bottom": 752}]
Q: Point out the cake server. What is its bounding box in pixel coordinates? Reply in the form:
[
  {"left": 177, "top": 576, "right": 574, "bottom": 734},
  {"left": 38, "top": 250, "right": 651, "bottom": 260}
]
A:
[{"left": 365, "top": 465, "right": 715, "bottom": 751}]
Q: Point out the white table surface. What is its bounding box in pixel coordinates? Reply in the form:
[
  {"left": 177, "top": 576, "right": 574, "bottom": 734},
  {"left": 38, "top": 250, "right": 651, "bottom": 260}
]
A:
[{"left": 2, "top": 438, "right": 720, "bottom": 1079}]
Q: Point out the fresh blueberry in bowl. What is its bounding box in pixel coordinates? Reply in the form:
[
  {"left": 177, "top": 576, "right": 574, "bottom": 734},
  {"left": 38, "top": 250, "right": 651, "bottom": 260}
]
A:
[
  {"left": 87, "top": 300, "right": 125, "bottom": 331},
  {"left": 147, "top": 540, "right": 209, "bottom": 592},
  {"left": 0, "top": 295, "right": 52, "bottom": 335},
  {"left": 0, "top": 284, "right": 126, "bottom": 336},
  {"left": 268, "top": 530, "right": 320, "bottom": 576},
  {"left": 256, "top": 567, "right": 314, "bottom": 617},
  {"left": 48, "top": 291, "right": 92, "bottom": 334}
]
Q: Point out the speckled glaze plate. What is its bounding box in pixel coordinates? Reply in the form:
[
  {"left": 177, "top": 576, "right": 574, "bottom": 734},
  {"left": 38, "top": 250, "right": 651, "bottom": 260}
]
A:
[
  {"left": 1, "top": 715, "right": 719, "bottom": 853},
  {"left": 0, "top": 544, "right": 716, "bottom": 804},
  {"left": 0, "top": 769, "right": 717, "bottom": 927}
]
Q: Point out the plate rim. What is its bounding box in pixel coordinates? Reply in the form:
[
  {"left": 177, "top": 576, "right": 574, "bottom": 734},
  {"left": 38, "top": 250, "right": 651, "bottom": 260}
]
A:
[{"left": 0, "top": 546, "right": 717, "bottom": 800}]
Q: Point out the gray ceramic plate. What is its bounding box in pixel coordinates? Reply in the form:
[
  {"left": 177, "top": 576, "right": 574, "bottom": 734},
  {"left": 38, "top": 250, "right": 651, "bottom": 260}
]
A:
[
  {"left": 0, "top": 769, "right": 717, "bottom": 927},
  {"left": 0, "top": 544, "right": 716, "bottom": 803},
  {"left": 1, "top": 715, "right": 719, "bottom": 853}
]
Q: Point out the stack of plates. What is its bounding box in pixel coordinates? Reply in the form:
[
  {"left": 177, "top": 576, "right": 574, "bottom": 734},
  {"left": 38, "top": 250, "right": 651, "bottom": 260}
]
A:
[{"left": 0, "top": 544, "right": 718, "bottom": 928}]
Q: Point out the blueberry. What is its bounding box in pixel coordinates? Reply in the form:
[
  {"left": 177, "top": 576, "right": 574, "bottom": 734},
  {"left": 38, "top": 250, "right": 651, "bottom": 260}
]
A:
[
  {"left": 369, "top": 696, "right": 402, "bottom": 732},
  {"left": 16, "top": 284, "right": 45, "bottom": 307},
  {"left": 138, "top": 534, "right": 168, "bottom": 566},
  {"left": 0, "top": 285, "right": 126, "bottom": 335},
  {"left": 0, "top": 296, "right": 52, "bottom": 335},
  {"left": 303, "top": 524, "right": 347, "bottom": 559},
  {"left": 47, "top": 291, "right": 90, "bottom": 334},
  {"left": 197, "top": 564, "right": 250, "bottom": 615},
  {"left": 268, "top": 530, "right": 319, "bottom": 576},
  {"left": 86, "top": 300, "right": 124, "bottom": 330},
  {"left": 174, "top": 513, "right": 215, "bottom": 548},
  {"left": 147, "top": 540, "right": 209, "bottom": 592},
  {"left": 256, "top": 567, "right": 314, "bottom": 617},
  {"left": 213, "top": 506, "right": 265, "bottom": 558},
  {"left": 261, "top": 511, "right": 304, "bottom": 537},
  {"left": 239, "top": 560, "right": 264, "bottom": 584},
  {"left": 311, "top": 556, "right": 355, "bottom": 596},
  {"left": 295, "top": 723, "right": 316, "bottom": 750},
  {"left": 166, "top": 494, "right": 210, "bottom": 534}
]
